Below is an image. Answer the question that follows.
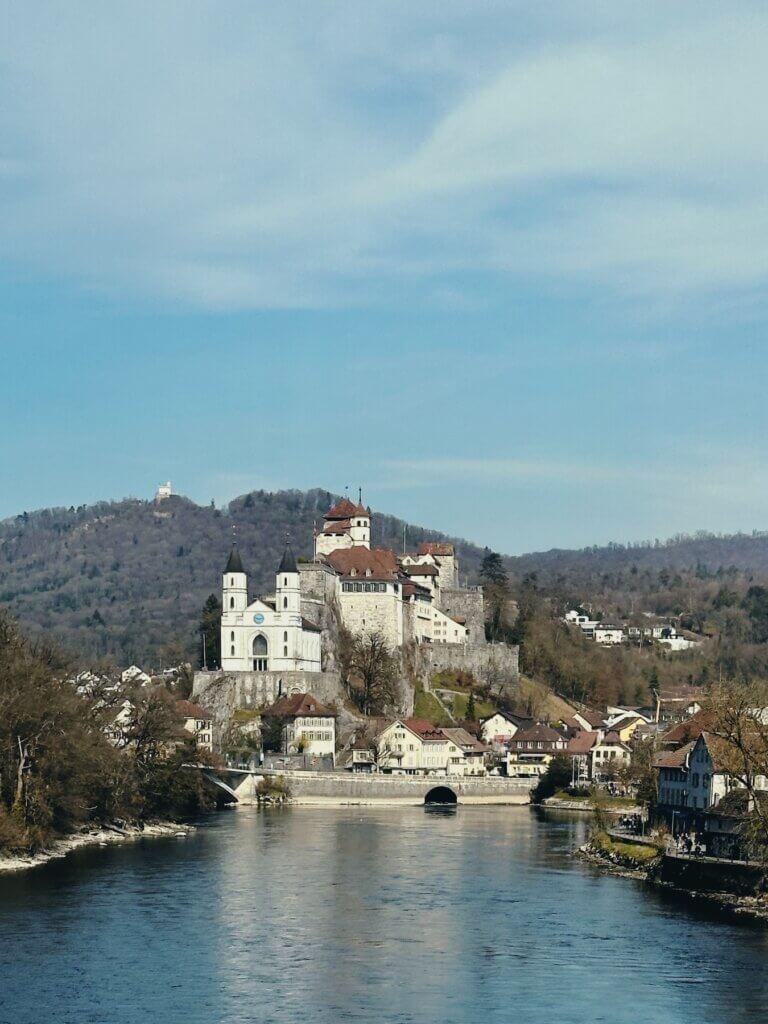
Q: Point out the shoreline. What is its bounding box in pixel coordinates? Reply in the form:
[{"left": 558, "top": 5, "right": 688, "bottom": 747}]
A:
[
  {"left": 0, "top": 821, "right": 193, "bottom": 874},
  {"left": 577, "top": 840, "right": 768, "bottom": 925}
]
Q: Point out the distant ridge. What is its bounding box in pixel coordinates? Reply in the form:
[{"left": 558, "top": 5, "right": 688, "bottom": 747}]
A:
[
  {"left": 0, "top": 488, "right": 486, "bottom": 665},
  {"left": 3, "top": 484, "right": 768, "bottom": 665}
]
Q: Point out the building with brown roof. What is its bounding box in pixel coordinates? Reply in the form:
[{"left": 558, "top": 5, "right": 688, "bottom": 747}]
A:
[
  {"left": 175, "top": 699, "right": 214, "bottom": 751},
  {"left": 507, "top": 724, "right": 567, "bottom": 779},
  {"left": 261, "top": 692, "right": 337, "bottom": 762}
]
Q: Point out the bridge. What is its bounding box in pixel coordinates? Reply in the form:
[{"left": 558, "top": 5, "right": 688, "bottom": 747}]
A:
[{"left": 199, "top": 767, "right": 532, "bottom": 806}]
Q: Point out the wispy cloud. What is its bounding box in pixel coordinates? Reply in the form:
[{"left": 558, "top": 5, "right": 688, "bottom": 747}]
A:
[{"left": 2, "top": 2, "right": 768, "bottom": 309}]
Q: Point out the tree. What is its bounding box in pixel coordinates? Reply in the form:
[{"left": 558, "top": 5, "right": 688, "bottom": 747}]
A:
[
  {"left": 345, "top": 631, "right": 400, "bottom": 717},
  {"left": 531, "top": 754, "right": 572, "bottom": 803},
  {"left": 465, "top": 690, "right": 477, "bottom": 721},
  {"left": 742, "top": 586, "right": 768, "bottom": 643},
  {"left": 199, "top": 594, "right": 222, "bottom": 669},
  {"left": 480, "top": 550, "right": 512, "bottom": 642},
  {"left": 705, "top": 681, "right": 768, "bottom": 858}
]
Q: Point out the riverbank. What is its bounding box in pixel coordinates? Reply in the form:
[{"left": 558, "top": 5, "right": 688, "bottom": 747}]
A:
[
  {"left": 0, "top": 821, "right": 193, "bottom": 874},
  {"left": 544, "top": 795, "right": 643, "bottom": 814},
  {"left": 578, "top": 833, "right": 768, "bottom": 924}
]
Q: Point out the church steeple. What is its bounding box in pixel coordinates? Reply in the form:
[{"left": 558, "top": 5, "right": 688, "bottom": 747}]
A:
[
  {"left": 276, "top": 542, "right": 300, "bottom": 615},
  {"left": 225, "top": 543, "right": 244, "bottom": 574},
  {"left": 277, "top": 544, "right": 298, "bottom": 574}
]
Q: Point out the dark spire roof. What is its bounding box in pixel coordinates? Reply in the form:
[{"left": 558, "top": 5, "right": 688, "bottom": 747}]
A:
[
  {"left": 277, "top": 544, "right": 298, "bottom": 574},
  {"left": 225, "top": 544, "right": 244, "bottom": 574}
]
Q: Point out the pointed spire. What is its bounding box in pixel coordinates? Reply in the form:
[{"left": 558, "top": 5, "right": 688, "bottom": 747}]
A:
[
  {"left": 225, "top": 544, "right": 244, "bottom": 574},
  {"left": 277, "top": 543, "right": 298, "bottom": 574}
]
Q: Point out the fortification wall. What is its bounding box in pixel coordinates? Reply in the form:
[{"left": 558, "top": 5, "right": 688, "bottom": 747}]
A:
[
  {"left": 414, "top": 641, "right": 519, "bottom": 688},
  {"left": 439, "top": 587, "right": 485, "bottom": 643}
]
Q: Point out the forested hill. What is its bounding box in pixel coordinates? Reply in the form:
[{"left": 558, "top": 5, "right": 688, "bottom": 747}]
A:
[
  {"left": 509, "top": 531, "right": 768, "bottom": 582},
  {"left": 0, "top": 489, "right": 486, "bottom": 666}
]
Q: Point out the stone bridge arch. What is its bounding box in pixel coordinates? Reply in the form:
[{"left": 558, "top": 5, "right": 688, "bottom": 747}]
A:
[{"left": 424, "top": 785, "right": 458, "bottom": 805}]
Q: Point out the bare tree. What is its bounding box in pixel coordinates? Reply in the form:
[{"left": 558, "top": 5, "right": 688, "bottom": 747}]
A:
[
  {"left": 706, "top": 681, "right": 768, "bottom": 856},
  {"left": 347, "top": 631, "right": 400, "bottom": 717}
]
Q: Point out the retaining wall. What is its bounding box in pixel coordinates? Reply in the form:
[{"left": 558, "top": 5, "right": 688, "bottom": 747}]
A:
[
  {"left": 225, "top": 769, "right": 531, "bottom": 806},
  {"left": 657, "top": 854, "right": 766, "bottom": 896}
]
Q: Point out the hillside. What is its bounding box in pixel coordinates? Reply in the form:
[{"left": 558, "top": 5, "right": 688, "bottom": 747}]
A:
[
  {"left": 0, "top": 489, "right": 487, "bottom": 666},
  {"left": 509, "top": 530, "right": 768, "bottom": 580}
]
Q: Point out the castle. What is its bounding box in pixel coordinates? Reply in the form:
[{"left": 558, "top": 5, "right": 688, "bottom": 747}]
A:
[{"left": 220, "top": 494, "right": 486, "bottom": 675}]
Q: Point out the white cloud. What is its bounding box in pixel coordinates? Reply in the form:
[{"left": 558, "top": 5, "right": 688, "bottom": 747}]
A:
[{"left": 2, "top": 2, "right": 768, "bottom": 308}]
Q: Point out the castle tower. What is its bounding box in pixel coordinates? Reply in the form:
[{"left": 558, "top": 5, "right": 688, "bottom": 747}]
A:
[
  {"left": 276, "top": 544, "right": 301, "bottom": 615},
  {"left": 348, "top": 490, "right": 371, "bottom": 548},
  {"left": 223, "top": 544, "right": 248, "bottom": 612}
]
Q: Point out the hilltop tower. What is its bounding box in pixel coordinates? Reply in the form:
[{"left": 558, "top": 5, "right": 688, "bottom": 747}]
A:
[{"left": 348, "top": 490, "right": 371, "bottom": 547}]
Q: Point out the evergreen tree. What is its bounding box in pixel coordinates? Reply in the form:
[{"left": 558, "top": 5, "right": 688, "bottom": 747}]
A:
[
  {"left": 465, "top": 689, "right": 477, "bottom": 721},
  {"left": 199, "top": 594, "right": 222, "bottom": 669}
]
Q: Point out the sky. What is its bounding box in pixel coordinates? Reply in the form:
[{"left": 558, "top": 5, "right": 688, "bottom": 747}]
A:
[{"left": 2, "top": 1, "right": 768, "bottom": 554}]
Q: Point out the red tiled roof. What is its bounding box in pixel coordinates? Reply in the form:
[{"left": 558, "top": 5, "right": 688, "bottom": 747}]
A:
[
  {"left": 402, "top": 718, "right": 446, "bottom": 741},
  {"left": 567, "top": 732, "right": 598, "bottom": 754},
  {"left": 263, "top": 693, "right": 336, "bottom": 718},
  {"left": 323, "top": 519, "right": 351, "bottom": 535},
  {"left": 418, "top": 543, "right": 454, "bottom": 556},
  {"left": 402, "top": 563, "right": 439, "bottom": 577},
  {"left": 509, "top": 724, "right": 566, "bottom": 749},
  {"left": 325, "top": 547, "right": 399, "bottom": 579},
  {"left": 653, "top": 740, "right": 695, "bottom": 769},
  {"left": 575, "top": 709, "right": 606, "bottom": 728},
  {"left": 661, "top": 709, "right": 713, "bottom": 746},
  {"left": 325, "top": 498, "right": 358, "bottom": 520}
]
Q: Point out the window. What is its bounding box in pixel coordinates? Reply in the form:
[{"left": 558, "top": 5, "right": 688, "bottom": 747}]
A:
[
  {"left": 252, "top": 634, "right": 268, "bottom": 671},
  {"left": 230, "top": 645, "right": 234, "bottom": 656},
  {"left": 230, "top": 597, "right": 234, "bottom": 608},
  {"left": 283, "top": 631, "right": 288, "bottom": 642},
  {"left": 230, "top": 577, "right": 234, "bottom": 586},
  {"left": 230, "top": 631, "right": 235, "bottom": 641},
  {"left": 283, "top": 597, "right": 288, "bottom": 609},
  {"left": 283, "top": 646, "right": 288, "bottom": 657},
  {"left": 284, "top": 577, "right": 288, "bottom": 586}
]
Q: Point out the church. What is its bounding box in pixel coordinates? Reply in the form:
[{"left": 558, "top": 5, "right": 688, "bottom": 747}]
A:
[
  {"left": 218, "top": 494, "right": 486, "bottom": 679},
  {"left": 220, "top": 543, "right": 322, "bottom": 673}
]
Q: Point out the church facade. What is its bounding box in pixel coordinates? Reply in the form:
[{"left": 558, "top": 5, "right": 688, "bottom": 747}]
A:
[{"left": 220, "top": 545, "right": 322, "bottom": 674}]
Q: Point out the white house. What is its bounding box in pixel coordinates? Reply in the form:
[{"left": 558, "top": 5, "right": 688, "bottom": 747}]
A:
[
  {"left": 121, "top": 665, "right": 152, "bottom": 687},
  {"left": 175, "top": 700, "right": 214, "bottom": 752},
  {"left": 220, "top": 545, "right": 322, "bottom": 674},
  {"left": 590, "top": 732, "right": 632, "bottom": 781},
  {"left": 480, "top": 711, "right": 534, "bottom": 747},
  {"left": 262, "top": 692, "right": 337, "bottom": 761},
  {"left": 593, "top": 624, "right": 625, "bottom": 646}
]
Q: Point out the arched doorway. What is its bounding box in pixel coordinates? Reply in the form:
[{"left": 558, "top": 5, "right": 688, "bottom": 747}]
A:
[
  {"left": 424, "top": 786, "right": 458, "bottom": 806},
  {"left": 252, "top": 634, "right": 268, "bottom": 671}
]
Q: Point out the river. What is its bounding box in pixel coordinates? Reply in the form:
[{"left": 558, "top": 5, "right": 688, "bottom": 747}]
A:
[{"left": 1, "top": 806, "right": 766, "bottom": 1024}]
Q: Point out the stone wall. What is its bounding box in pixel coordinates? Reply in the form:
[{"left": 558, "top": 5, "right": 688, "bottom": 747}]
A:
[
  {"left": 657, "top": 853, "right": 765, "bottom": 896},
  {"left": 414, "top": 641, "right": 519, "bottom": 689},
  {"left": 192, "top": 668, "right": 344, "bottom": 732},
  {"left": 225, "top": 768, "right": 532, "bottom": 805},
  {"left": 439, "top": 587, "right": 485, "bottom": 644}
]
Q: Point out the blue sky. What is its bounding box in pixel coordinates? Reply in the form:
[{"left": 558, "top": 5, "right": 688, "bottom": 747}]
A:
[{"left": 2, "top": 1, "right": 768, "bottom": 554}]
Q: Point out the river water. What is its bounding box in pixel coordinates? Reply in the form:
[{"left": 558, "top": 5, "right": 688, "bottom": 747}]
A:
[{"left": 0, "top": 806, "right": 766, "bottom": 1024}]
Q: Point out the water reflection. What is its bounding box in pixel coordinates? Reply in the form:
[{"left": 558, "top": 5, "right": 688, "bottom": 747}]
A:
[{"left": 0, "top": 807, "right": 766, "bottom": 1024}]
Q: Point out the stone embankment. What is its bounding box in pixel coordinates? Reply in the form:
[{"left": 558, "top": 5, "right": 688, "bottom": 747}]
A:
[
  {"left": 578, "top": 832, "right": 768, "bottom": 923},
  {"left": 225, "top": 769, "right": 532, "bottom": 806},
  {"left": 0, "top": 821, "right": 193, "bottom": 874}
]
